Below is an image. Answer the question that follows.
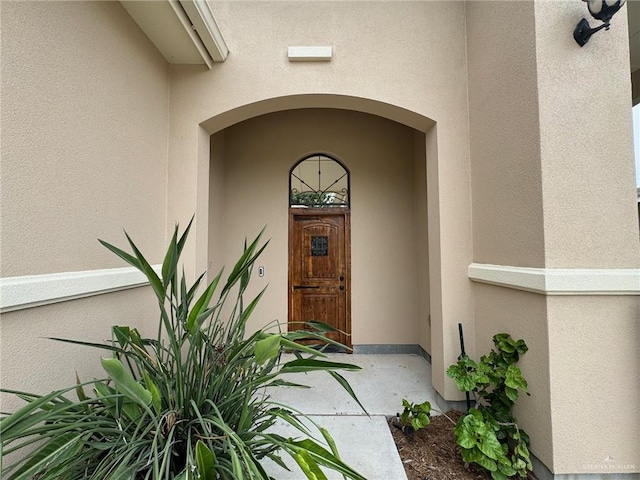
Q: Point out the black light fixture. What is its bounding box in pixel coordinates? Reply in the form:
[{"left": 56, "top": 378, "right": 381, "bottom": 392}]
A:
[{"left": 573, "top": 0, "right": 627, "bottom": 47}]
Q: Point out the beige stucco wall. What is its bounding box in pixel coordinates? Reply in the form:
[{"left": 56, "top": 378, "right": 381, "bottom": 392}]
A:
[
  {"left": 535, "top": 1, "right": 639, "bottom": 268},
  {"left": 1, "top": 1, "right": 170, "bottom": 409},
  {"left": 1, "top": 1, "right": 170, "bottom": 275},
  {"left": 170, "top": 0, "right": 474, "bottom": 400},
  {"left": 0, "top": 288, "right": 159, "bottom": 414},
  {"left": 466, "top": 0, "right": 545, "bottom": 268},
  {"left": 414, "top": 131, "right": 431, "bottom": 350},
  {"left": 466, "top": 2, "right": 552, "bottom": 464},
  {"left": 208, "top": 132, "right": 226, "bottom": 277},
  {"left": 467, "top": 0, "right": 639, "bottom": 474},
  {"left": 208, "top": 109, "right": 425, "bottom": 346},
  {"left": 547, "top": 296, "right": 639, "bottom": 474},
  {"left": 535, "top": 3, "right": 639, "bottom": 473}
]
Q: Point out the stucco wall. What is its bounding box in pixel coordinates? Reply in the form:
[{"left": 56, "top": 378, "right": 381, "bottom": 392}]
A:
[
  {"left": 534, "top": 1, "right": 639, "bottom": 268},
  {"left": 208, "top": 109, "right": 425, "bottom": 346},
  {"left": 534, "top": 3, "right": 639, "bottom": 474},
  {"left": 1, "top": 1, "right": 170, "bottom": 275},
  {"left": 467, "top": 1, "right": 545, "bottom": 268},
  {"left": 0, "top": 289, "right": 160, "bottom": 414},
  {"left": 465, "top": 6, "right": 554, "bottom": 466},
  {"left": 547, "top": 296, "right": 639, "bottom": 474},
  {"left": 467, "top": 0, "right": 639, "bottom": 474},
  {"left": 1, "top": 1, "right": 170, "bottom": 409},
  {"left": 208, "top": 132, "right": 227, "bottom": 278},
  {"left": 414, "top": 131, "right": 431, "bottom": 351}
]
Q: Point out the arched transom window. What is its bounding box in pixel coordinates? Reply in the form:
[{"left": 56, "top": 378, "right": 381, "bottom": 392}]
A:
[{"left": 289, "top": 154, "right": 350, "bottom": 207}]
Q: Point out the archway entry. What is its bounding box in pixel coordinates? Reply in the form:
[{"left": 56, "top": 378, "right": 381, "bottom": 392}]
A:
[
  {"left": 288, "top": 154, "right": 351, "bottom": 349},
  {"left": 204, "top": 105, "right": 440, "bottom": 371}
]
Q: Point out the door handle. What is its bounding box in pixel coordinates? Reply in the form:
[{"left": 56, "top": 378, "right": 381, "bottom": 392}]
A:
[{"left": 293, "top": 285, "right": 320, "bottom": 290}]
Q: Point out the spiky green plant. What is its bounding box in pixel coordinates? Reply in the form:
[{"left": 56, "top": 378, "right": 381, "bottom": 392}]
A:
[{"left": 0, "top": 219, "right": 367, "bottom": 480}]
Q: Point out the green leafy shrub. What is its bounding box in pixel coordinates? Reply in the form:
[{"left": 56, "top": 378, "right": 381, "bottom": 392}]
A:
[
  {"left": 399, "top": 399, "right": 431, "bottom": 432},
  {"left": 446, "top": 333, "right": 532, "bottom": 480},
  {"left": 0, "top": 220, "right": 367, "bottom": 480}
]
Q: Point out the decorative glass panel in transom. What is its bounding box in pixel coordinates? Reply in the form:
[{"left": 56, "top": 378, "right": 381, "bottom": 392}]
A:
[{"left": 290, "top": 154, "right": 349, "bottom": 207}]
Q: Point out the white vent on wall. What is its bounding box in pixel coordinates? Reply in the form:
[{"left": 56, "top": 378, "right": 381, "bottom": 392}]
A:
[
  {"left": 288, "top": 46, "right": 333, "bottom": 62},
  {"left": 121, "top": 0, "right": 228, "bottom": 69}
]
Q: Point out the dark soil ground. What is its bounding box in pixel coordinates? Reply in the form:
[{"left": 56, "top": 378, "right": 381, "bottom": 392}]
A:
[{"left": 388, "top": 411, "right": 538, "bottom": 480}]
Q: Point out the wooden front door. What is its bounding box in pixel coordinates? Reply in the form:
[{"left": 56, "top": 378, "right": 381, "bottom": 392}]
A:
[{"left": 288, "top": 209, "right": 351, "bottom": 349}]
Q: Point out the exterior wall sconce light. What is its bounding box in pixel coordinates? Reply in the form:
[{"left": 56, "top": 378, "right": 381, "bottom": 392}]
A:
[{"left": 574, "top": 0, "right": 627, "bottom": 46}]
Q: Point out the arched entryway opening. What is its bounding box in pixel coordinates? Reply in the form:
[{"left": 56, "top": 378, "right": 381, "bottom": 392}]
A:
[
  {"left": 203, "top": 104, "right": 431, "bottom": 356},
  {"left": 195, "top": 94, "right": 466, "bottom": 400}
]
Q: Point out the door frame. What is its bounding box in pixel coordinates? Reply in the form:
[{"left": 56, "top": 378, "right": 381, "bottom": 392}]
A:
[{"left": 288, "top": 207, "right": 352, "bottom": 349}]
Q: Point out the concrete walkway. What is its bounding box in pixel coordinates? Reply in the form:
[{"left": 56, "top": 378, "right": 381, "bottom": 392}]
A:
[{"left": 261, "top": 353, "right": 439, "bottom": 480}]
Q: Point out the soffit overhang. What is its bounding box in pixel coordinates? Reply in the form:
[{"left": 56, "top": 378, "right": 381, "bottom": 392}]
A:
[{"left": 120, "top": 0, "right": 228, "bottom": 69}]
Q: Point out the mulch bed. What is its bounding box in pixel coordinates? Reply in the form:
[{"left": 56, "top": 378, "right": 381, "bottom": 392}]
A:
[{"left": 388, "top": 411, "right": 538, "bottom": 480}]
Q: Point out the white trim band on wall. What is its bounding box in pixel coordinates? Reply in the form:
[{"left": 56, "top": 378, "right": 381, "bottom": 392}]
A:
[
  {"left": 0, "top": 265, "right": 162, "bottom": 313},
  {"left": 468, "top": 263, "right": 640, "bottom": 295}
]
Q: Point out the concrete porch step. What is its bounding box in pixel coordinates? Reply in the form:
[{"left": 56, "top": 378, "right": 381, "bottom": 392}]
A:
[{"left": 260, "top": 353, "right": 438, "bottom": 479}]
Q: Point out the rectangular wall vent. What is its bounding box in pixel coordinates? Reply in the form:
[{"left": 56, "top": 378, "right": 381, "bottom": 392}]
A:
[{"left": 288, "top": 46, "right": 332, "bottom": 62}]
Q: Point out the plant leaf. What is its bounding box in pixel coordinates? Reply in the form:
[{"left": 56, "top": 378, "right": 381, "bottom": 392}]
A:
[
  {"left": 7, "top": 432, "right": 85, "bottom": 480},
  {"left": 0, "top": 388, "right": 72, "bottom": 437},
  {"left": 319, "top": 427, "right": 340, "bottom": 460},
  {"left": 293, "top": 450, "right": 328, "bottom": 480},
  {"left": 187, "top": 271, "right": 222, "bottom": 335},
  {"left": 470, "top": 447, "right": 498, "bottom": 472},
  {"left": 413, "top": 412, "right": 430, "bottom": 429},
  {"left": 446, "top": 361, "right": 477, "bottom": 392},
  {"left": 264, "top": 379, "right": 311, "bottom": 389},
  {"left": 270, "top": 408, "right": 313, "bottom": 436},
  {"left": 195, "top": 440, "right": 216, "bottom": 480},
  {"left": 101, "top": 357, "right": 151, "bottom": 408},
  {"left": 505, "top": 364, "right": 528, "bottom": 391},
  {"left": 123, "top": 231, "right": 165, "bottom": 303},
  {"left": 280, "top": 359, "right": 361, "bottom": 374},
  {"left": 221, "top": 228, "right": 268, "bottom": 296},
  {"left": 504, "top": 386, "right": 519, "bottom": 403},
  {"left": 98, "top": 239, "right": 141, "bottom": 271},
  {"left": 142, "top": 370, "right": 162, "bottom": 414},
  {"left": 74, "top": 372, "right": 88, "bottom": 403},
  {"left": 454, "top": 422, "right": 477, "bottom": 449},
  {"left": 289, "top": 439, "right": 366, "bottom": 480},
  {"left": 278, "top": 337, "right": 328, "bottom": 357},
  {"left": 161, "top": 223, "right": 180, "bottom": 289},
  {"left": 254, "top": 334, "right": 281, "bottom": 365},
  {"left": 328, "top": 371, "right": 368, "bottom": 415},
  {"left": 229, "top": 446, "right": 243, "bottom": 478},
  {"left": 304, "top": 321, "right": 338, "bottom": 333},
  {"left": 237, "top": 288, "right": 267, "bottom": 331},
  {"left": 477, "top": 430, "right": 502, "bottom": 460},
  {"left": 113, "top": 326, "right": 131, "bottom": 349}
]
